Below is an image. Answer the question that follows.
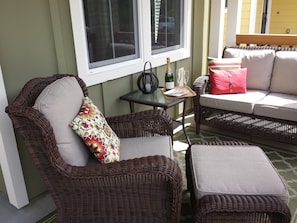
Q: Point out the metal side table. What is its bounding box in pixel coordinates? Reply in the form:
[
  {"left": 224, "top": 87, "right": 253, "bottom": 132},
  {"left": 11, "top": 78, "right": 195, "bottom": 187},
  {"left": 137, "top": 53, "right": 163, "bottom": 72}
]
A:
[{"left": 120, "top": 88, "right": 191, "bottom": 146}]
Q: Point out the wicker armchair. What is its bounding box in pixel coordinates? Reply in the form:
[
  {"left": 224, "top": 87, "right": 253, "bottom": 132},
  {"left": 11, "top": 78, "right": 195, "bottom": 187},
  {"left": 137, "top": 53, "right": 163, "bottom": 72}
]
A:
[{"left": 5, "top": 74, "right": 182, "bottom": 223}]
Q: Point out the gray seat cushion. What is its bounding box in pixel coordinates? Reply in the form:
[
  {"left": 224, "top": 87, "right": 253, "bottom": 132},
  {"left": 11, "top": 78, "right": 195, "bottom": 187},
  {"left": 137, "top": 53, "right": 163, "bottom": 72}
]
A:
[
  {"left": 87, "top": 136, "right": 173, "bottom": 165},
  {"left": 120, "top": 136, "right": 173, "bottom": 161},
  {"left": 189, "top": 145, "right": 289, "bottom": 204}
]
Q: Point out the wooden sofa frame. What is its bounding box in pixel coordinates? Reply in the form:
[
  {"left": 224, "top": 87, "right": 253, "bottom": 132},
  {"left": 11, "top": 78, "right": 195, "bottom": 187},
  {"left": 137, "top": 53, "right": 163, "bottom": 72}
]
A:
[{"left": 193, "top": 34, "right": 297, "bottom": 145}]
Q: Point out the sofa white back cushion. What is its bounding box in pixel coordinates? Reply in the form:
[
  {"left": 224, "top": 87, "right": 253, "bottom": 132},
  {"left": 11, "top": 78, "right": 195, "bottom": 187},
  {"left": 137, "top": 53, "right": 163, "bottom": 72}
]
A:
[
  {"left": 33, "top": 77, "right": 90, "bottom": 166},
  {"left": 223, "top": 48, "right": 275, "bottom": 90},
  {"left": 270, "top": 51, "right": 297, "bottom": 95}
]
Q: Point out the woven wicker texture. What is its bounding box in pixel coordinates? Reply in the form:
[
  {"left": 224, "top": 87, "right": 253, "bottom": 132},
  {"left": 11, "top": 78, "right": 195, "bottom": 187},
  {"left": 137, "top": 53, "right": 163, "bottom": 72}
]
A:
[
  {"left": 185, "top": 141, "right": 291, "bottom": 223},
  {"left": 5, "top": 74, "right": 183, "bottom": 223}
]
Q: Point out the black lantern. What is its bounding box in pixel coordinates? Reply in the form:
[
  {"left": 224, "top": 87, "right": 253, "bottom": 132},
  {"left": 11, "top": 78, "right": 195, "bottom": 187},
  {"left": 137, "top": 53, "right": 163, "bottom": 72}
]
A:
[{"left": 137, "top": 61, "right": 159, "bottom": 94}]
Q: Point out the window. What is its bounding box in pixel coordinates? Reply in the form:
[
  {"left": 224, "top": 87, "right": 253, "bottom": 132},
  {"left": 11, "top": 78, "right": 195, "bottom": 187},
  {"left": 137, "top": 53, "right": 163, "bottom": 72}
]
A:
[
  {"left": 151, "top": 0, "right": 181, "bottom": 54},
  {"left": 69, "top": 0, "right": 191, "bottom": 86},
  {"left": 84, "top": 0, "right": 139, "bottom": 68}
]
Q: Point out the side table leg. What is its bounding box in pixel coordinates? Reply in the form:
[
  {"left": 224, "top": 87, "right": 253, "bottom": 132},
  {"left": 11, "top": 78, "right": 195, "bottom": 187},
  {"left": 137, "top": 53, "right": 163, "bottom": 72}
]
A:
[
  {"left": 129, "top": 102, "right": 134, "bottom": 113},
  {"left": 182, "top": 100, "right": 191, "bottom": 146}
]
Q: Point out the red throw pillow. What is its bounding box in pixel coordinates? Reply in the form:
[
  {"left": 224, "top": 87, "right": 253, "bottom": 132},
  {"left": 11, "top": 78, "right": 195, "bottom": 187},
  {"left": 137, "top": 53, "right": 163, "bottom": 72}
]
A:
[{"left": 209, "top": 68, "right": 247, "bottom": 95}]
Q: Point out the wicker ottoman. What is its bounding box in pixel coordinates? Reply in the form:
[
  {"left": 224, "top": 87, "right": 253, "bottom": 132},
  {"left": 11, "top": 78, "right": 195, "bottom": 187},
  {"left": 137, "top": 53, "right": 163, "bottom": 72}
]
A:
[{"left": 186, "top": 141, "right": 291, "bottom": 223}]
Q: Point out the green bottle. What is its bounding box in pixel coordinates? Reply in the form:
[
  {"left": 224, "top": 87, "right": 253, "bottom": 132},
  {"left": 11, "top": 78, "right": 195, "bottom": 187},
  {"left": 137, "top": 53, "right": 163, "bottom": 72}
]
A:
[{"left": 165, "top": 57, "right": 174, "bottom": 90}]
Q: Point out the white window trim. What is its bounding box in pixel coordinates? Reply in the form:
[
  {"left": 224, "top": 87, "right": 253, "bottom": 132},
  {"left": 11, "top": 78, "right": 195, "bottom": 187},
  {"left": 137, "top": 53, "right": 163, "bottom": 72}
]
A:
[{"left": 69, "top": 0, "right": 192, "bottom": 86}]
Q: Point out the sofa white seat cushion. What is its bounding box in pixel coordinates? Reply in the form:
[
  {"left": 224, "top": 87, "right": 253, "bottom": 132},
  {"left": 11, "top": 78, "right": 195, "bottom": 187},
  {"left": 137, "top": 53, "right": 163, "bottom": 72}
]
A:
[
  {"left": 119, "top": 136, "right": 173, "bottom": 161},
  {"left": 270, "top": 51, "right": 297, "bottom": 95},
  {"left": 200, "top": 90, "right": 268, "bottom": 114},
  {"left": 223, "top": 48, "right": 275, "bottom": 90},
  {"left": 189, "top": 145, "right": 289, "bottom": 204},
  {"left": 254, "top": 93, "right": 297, "bottom": 122}
]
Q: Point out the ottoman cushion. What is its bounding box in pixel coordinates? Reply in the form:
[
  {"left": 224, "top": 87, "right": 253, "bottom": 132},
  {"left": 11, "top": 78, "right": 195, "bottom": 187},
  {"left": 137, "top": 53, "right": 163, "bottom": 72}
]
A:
[{"left": 190, "top": 145, "right": 289, "bottom": 204}]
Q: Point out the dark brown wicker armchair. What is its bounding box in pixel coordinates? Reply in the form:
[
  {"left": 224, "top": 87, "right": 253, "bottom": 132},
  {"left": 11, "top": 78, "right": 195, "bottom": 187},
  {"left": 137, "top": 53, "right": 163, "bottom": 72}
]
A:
[{"left": 5, "top": 74, "right": 182, "bottom": 223}]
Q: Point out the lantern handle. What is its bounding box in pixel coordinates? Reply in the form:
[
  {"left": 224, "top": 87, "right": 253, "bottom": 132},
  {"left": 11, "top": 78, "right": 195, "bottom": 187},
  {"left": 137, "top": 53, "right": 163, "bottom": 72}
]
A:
[{"left": 143, "top": 61, "right": 152, "bottom": 73}]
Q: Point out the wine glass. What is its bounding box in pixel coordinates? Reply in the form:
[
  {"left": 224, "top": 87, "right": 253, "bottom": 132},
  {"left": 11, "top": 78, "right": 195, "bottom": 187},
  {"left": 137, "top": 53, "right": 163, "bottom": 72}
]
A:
[
  {"left": 183, "top": 70, "right": 189, "bottom": 86},
  {"left": 176, "top": 69, "right": 183, "bottom": 86}
]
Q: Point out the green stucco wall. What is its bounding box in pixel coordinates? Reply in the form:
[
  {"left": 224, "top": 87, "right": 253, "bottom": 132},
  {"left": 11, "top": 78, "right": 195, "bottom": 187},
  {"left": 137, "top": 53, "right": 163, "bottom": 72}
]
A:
[{"left": 0, "top": 0, "right": 209, "bottom": 201}]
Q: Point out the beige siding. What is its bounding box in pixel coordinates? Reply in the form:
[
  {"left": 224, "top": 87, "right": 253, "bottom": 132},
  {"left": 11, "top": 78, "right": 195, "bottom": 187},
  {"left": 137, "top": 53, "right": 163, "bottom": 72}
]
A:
[
  {"left": 255, "top": 0, "right": 264, "bottom": 33},
  {"left": 269, "top": 0, "right": 297, "bottom": 34},
  {"left": 240, "top": 0, "right": 251, "bottom": 33}
]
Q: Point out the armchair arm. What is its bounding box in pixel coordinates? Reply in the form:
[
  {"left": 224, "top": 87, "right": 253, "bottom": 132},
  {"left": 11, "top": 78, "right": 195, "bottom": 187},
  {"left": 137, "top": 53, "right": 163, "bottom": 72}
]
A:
[
  {"left": 54, "top": 155, "right": 183, "bottom": 223},
  {"left": 64, "top": 155, "right": 181, "bottom": 183},
  {"left": 106, "top": 109, "right": 173, "bottom": 139},
  {"left": 192, "top": 74, "right": 209, "bottom": 95}
]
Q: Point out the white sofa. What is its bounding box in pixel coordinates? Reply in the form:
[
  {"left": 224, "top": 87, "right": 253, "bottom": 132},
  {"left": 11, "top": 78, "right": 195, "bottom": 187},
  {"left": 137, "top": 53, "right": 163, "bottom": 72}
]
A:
[{"left": 193, "top": 46, "right": 297, "bottom": 145}]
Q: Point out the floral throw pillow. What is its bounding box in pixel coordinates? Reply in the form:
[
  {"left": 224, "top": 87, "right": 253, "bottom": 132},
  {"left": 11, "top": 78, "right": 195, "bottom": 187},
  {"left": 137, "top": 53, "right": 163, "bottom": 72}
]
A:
[{"left": 70, "top": 97, "right": 120, "bottom": 163}]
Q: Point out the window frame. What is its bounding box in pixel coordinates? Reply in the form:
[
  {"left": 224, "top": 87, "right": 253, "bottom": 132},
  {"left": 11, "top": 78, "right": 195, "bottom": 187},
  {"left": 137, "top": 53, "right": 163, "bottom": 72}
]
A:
[{"left": 69, "top": 0, "right": 192, "bottom": 86}]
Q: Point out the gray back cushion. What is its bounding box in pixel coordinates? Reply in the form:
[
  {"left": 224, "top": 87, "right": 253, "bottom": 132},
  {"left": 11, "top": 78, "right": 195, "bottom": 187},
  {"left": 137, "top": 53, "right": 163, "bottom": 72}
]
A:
[
  {"left": 223, "top": 48, "right": 275, "bottom": 90},
  {"left": 33, "top": 77, "right": 89, "bottom": 166},
  {"left": 270, "top": 51, "right": 297, "bottom": 95}
]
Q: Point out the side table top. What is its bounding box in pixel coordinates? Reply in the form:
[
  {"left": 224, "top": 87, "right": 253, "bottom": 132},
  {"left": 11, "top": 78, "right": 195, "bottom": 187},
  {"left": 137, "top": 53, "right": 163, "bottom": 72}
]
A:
[{"left": 120, "top": 88, "right": 185, "bottom": 109}]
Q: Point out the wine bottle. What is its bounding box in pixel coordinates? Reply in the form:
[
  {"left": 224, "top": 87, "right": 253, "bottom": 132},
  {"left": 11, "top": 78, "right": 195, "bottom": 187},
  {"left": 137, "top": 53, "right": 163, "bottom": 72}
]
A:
[{"left": 165, "top": 57, "right": 174, "bottom": 90}]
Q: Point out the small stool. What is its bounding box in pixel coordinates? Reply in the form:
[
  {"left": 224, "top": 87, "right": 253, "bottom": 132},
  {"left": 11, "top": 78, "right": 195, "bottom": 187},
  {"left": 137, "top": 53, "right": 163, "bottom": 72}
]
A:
[{"left": 186, "top": 142, "right": 291, "bottom": 223}]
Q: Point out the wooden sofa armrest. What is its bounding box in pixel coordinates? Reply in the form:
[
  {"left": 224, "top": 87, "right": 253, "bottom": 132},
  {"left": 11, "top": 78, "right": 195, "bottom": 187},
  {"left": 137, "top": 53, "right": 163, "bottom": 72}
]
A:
[{"left": 106, "top": 109, "right": 173, "bottom": 139}]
